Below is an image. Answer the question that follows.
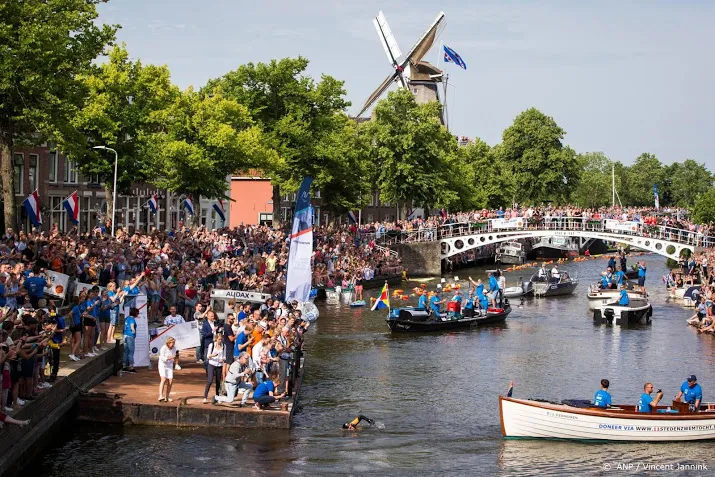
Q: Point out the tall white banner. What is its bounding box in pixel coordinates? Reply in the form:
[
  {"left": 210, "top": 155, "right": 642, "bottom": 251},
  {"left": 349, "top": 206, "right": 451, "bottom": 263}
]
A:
[
  {"left": 285, "top": 177, "right": 314, "bottom": 303},
  {"left": 132, "top": 294, "right": 150, "bottom": 368}
]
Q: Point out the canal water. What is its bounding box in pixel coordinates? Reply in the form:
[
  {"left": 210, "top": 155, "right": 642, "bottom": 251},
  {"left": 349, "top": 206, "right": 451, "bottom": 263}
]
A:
[{"left": 33, "top": 255, "right": 715, "bottom": 476}]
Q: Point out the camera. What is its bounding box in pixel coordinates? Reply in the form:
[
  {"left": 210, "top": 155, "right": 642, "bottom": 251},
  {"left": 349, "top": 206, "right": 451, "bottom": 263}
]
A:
[{"left": 656, "top": 389, "right": 662, "bottom": 394}]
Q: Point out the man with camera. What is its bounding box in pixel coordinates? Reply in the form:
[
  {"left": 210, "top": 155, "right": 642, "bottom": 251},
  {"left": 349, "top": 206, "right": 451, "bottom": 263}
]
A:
[{"left": 638, "top": 382, "right": 664, "bottom": 412}]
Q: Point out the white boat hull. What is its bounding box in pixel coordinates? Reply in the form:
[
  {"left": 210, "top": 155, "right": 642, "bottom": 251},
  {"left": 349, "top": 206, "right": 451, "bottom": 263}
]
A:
[
  {"left": 503, "top": 286, "right": 524, "bottom": 298},
  {"left": 500, "top": 397, "right": 715, "bottom": 441}
]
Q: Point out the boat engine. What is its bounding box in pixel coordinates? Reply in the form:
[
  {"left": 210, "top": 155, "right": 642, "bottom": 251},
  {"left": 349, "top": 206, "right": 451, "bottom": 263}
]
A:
[{"left": 603, "top": 308, "right": 615, "bottom": 325}]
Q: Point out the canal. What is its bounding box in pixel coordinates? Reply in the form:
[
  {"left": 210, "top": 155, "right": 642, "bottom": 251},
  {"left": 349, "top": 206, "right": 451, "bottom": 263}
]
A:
[{"left": 32, "top": 255, "right": 715, "bottom": 476}]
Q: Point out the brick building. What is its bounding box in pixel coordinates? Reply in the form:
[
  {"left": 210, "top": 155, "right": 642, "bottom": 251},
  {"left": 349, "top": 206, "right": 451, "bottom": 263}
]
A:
[{"left": 1, "top": 144, "right": 229, "bottom": 233}]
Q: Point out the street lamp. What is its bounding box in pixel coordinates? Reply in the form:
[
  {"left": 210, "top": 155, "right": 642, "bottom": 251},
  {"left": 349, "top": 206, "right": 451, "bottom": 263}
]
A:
[{"left": 92, "top": 146, "right": 119, "bottom": 236}]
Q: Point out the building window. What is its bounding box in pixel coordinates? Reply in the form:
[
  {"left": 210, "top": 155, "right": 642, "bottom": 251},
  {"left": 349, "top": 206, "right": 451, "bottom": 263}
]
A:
[
  {"left": 64, "top": 157, "right": 77, "bottom": 184},
  {"left": 50, "top": 196, "right": 66, "bottom": 232},
  {"left": 48, "top": 151, "right": 58, "bottom": 182},
  {"left": 29, "top": 154, "right": 38, "bottom": 191},
  {"left": 369, "top": 192, "right": 378, "bottom": 207},
  {"left": 13, "top": 154, "right": 23, "bottom": 195},
  {"left": 88, "top": 173, "right": 101, "bottom": 184},
  {"left": 314, "top": 190, "right": 321, "bottom": 199}
]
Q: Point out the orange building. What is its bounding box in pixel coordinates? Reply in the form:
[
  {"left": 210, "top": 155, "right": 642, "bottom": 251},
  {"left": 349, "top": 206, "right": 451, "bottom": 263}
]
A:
[{"left": 230, "top": 174, "right": 273, "bottom": 226}]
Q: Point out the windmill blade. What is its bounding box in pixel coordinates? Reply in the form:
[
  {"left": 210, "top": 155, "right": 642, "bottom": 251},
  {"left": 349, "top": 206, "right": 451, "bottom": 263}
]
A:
[
  {"left": 373, "top": 11, "right": 402, "bottom": 65},
  {"left": 400, "top": 11, "right": 445, "bottom": 68},
  {"left": 357, "top": 71, "right": 399, "bottom": 117}
]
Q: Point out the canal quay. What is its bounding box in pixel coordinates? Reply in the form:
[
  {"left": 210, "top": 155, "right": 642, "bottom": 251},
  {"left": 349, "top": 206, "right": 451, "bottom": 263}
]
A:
[{"left": 30, "top": 255, "right": 715, "bottom": 476}]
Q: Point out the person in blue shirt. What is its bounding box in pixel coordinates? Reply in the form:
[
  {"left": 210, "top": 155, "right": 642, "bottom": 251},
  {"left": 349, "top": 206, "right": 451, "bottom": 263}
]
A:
[
  {"left": 429, "top": 291, "right": 444, "bottom": 317},
  {"left": 488, "top": 273, "right": 499, "bottom": 308},
  {"left": 593, "top": 379, "right": 612, "bottom": 408},
  {"left": 68, "top": 297, "right": 84, "bottom": 361},
  {"left": 417, "top": 293, "right": 428, "bottom": 310},
  {"left": 0, "top": 275, "right": 6, "bottom": 307},
  {"left": 463, "top": 291, "right": 475, "bottom": 317},
  {"left": 122, "top": 307, "right": 139, "bottom": 373},
  {"left": 675, "top": 375, "right": 702, "bottom": 410},
  {"left": 638, "top": 382, "right": 663, "bottom": 412},
  {"left": 478, "top": 289, "right": 490, "bottom": 311},
  {"left": 253, "top": 372, "right": 286, "bottom": 410},
  {"left": 600, "top": 272, "right": 610, "bottom": 290},
  {"left": 23, "top": 269, "right": 49, "bottom": 308},
  {"left": 618, "top": 286, "right": 630, "bottom": 306},
  {"left": 614, "top": 267, "right": 625, "bottom": 287},
  {"left": 637, "top": 261, "right": 647, "bottom": 293},
  {"left": 607, "top": 256, "right": 616, "bottom": 272}
]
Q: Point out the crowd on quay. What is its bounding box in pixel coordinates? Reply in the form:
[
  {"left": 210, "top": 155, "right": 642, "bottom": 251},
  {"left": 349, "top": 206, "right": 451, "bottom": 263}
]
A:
[{"left": 0, "top": 221, "right": 406, "bottom": 420}]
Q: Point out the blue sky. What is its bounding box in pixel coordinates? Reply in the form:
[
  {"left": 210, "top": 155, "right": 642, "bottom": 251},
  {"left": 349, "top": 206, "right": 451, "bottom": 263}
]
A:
[{"left": 98, "top": 0, "right": 715, "bottom": 169}]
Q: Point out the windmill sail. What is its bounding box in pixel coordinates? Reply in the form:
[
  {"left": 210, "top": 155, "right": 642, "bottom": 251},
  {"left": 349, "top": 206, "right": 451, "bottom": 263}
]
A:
[
  {"left": 373, "top": 11, "right": 402, "bottom": 64},
  {"left": 358, "top": 72, "right": 399, "bottom": 117}
]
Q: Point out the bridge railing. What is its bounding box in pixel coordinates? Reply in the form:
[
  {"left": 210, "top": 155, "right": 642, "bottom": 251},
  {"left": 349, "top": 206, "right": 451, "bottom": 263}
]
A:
[{"left": 363, "top": 217, "right": 715, "bottom": 248}]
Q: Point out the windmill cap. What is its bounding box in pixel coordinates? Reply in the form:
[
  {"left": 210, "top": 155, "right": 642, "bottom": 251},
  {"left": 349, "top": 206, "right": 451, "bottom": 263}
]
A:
[{"left": 687, "top": 375, "right": 697, "bottom": 382}]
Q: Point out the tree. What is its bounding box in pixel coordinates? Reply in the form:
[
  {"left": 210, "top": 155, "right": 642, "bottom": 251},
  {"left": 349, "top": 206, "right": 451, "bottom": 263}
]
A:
[
  {"left": 668, "top": 159, "right": 712, "bottom": 208},
  {"left": 0, "top": 0, "right": 116, "bottom": 230},
  {"left": 693, "top": 188, "right": 715, "bottom": 224},
  {"left": 572, "top": 152, "right": 613, "bottom": 208},
  {"left": 498, "top": 108, "right": 580, "bottom": 205},
  {"left": 625, "top": 153, "right": 664, "bottom": 206},
  {"left": 206, "top": 57, "right": 351, "bottom": 227},
  {"left": 147, "top": 89, "right": 275, "bottom": 221},
  {"left": 363, "top": 89, "right": 458, "bottom": 213},
  {"left": 70, "top": 44, "right": 178, "bottom": 223},
  {"left": 458, "top": 139, "right": 511, "bottom": 209}
]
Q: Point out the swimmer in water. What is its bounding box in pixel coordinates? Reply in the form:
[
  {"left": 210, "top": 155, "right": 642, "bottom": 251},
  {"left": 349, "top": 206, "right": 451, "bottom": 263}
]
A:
[{"left": 342, "top": 415, "right": 375, "bottom": 430}]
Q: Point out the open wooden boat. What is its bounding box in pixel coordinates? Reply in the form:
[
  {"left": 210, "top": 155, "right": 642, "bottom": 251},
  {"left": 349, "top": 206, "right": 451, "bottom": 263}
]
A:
[
  {"left": 499, "top": 396, "right": 715, "bottom": 441},
  {"left": 386, "top": 304, "right": 511, "bottom": 332}
]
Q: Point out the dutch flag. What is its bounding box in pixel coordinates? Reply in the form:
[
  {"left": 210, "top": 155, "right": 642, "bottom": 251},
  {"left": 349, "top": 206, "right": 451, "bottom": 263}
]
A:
[
  {"left": 63, "top": 192, "right": 79, "bottom": 224},
  {"left": 347, "top": 211, "right": 358, "bottom": 224},
  {"left": 148, "top": 194, "right": 158, "bottom": 214},
  {"left": 213, "top": 200, "right": 226, "bottom": 222},
  {"left": 22, "top": 190, "right": 42, "bottom": 227},
  {"left": 183, "top": 197, "right": 195, "bottom": 216}
]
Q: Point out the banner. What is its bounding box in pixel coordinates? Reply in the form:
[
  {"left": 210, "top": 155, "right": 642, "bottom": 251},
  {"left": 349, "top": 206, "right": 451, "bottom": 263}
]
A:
[
  {"left": 653, "top": 184, "right": 660, "bottom": 211},
  {"left": 149, "top": 321, "right": 201, "bottom": 357},
  {"left": 74, "top": 282, "right": 107, "bottom": 297},
  {"left": 604, "top": 220, "right": 639, "bottom": 233},
  {"left": 285, "top": 177, "right": 314, "bottom": 303},
  {"left": 44, "top": 271, "right": 70, "bottom": 299},
  {"left": 132, "top": 294, "right": 150, "bottom": 367},
  {"left": 491, "top": 217, "right": 525, "bottom": 230}
]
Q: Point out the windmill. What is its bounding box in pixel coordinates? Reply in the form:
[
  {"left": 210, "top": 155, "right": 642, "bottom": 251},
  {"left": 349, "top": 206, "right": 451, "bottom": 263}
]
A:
[{"left": 358, "top": 10, "right": 447, "bottom": 122}]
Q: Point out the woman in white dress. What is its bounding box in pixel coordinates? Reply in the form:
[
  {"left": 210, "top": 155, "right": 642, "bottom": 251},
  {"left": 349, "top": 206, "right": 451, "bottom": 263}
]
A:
[{"left": 158, "top": 337, "right": 177, "bottom": 402}]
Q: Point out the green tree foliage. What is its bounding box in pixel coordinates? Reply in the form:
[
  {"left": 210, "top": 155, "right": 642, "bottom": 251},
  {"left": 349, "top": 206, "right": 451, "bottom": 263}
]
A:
[
  {"left": 572, "top": 152, "right": 613, "bottom": 208},
  {"left": 624, "top": 153, "right": 664, "bottom": 206},
  {"left": 364, "top": 89, "right": 464, "bottom": 212},
  {"left": 668, "top": 159, "right": 713, "bottom": 208},
  {"left": 0, "top": 0, "right": 116, "bottom": 230},
  {"left": 207, "top": 57, "right": 352, "bottom": 226},
  {"left": 458, "top": 139, "right": 511, "bottom": 209},
  {"left": 71, "top": 44, "right": 178, "bottom": 219},
  {"left": 147, "top": 90, "right": 275, "bottom": 219},
  {"left": 498, "top": 108, "right": 580, "bottom": 205},
  {"left": 692, "top": 188, "right": 715, "bottom": 224}
]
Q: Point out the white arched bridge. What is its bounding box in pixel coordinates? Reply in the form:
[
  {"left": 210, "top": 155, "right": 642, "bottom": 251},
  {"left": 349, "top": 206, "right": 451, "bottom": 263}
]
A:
[{"left": 380, "top": 217, "right": 715, "bottom": 261}]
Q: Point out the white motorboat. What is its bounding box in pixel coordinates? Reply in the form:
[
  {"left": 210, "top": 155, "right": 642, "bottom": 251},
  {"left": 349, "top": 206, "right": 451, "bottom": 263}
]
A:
[
  {"left": 669, "top": 285, "right": 701, "bottom": 307},
  {"left": 495, "top": 242, "right": 527, "bottom": 265},
  {"left": 593, "top": 297, "right": 652, "bottom": 326},
  {"left": 500, "top": 396, "right": 715, "bottom": 441},
  {"left": 587, "top": 284, "right": 647, "bottom": 310}
]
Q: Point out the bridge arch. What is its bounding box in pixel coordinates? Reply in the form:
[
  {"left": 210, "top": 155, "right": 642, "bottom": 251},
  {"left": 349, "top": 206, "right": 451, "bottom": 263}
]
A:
[{"left": 441, "top": 230, "right": 693, "bottom": 261}]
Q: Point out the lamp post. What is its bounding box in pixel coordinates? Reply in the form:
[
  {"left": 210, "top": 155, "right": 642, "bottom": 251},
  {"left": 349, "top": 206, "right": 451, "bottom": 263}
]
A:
[{"left": 92, "top": 146, "right": 118, "bottom": 236}]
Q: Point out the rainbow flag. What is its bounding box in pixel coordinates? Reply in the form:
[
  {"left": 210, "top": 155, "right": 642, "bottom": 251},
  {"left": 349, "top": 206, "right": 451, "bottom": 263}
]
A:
[{"left": 371, "top": 282, "right": 390, "bottom": 311}]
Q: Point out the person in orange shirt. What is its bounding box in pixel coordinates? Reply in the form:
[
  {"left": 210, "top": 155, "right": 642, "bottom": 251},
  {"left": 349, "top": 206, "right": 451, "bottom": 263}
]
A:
[{"left": 250, "top": 323, "right": 264, "bottom": 355}]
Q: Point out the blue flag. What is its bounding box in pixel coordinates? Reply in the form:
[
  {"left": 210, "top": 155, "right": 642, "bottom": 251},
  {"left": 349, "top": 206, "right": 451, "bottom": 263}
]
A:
[{"left": 443, "top": 45, "right": 467, "bottom": 70}]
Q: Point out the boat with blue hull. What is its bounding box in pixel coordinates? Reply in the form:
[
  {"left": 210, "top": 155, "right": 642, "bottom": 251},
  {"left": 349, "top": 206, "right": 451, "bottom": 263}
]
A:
[{"left": 386, "top": 303, "right": 511, "bottom": 332}]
